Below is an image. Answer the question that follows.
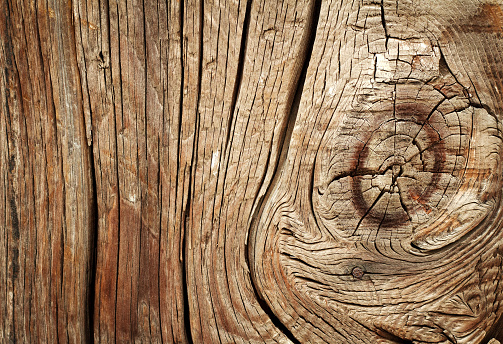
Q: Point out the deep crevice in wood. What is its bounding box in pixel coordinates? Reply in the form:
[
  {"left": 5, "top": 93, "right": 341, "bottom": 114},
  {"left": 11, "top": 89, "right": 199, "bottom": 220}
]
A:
[
  {"left": 197, "top": 0, "right": 204, "bottom": 109},
  {"left": 380, "top": 0, "right": 389, "bottom": 49},
  {"left": 112, "top": 2, "right": 124, "bottom": 335},
  {"left": 72, "top": 3, "right": 99, "bottom": 341},
  {"left": 485, "top": 310, "right": 503, "bottom": 342},
  {"left": 179, "top": 1, "right": 194, "bottom": 343},
  {"left": 375, "top": 326, "right": 414, "bottom": 344},
  {"left": 256, "top": 290, "right": 302, "bottom": 344},
  {"left": 437, "top": 47, "right": 468, "bottom": 95},
  {"left": 88, "top": 144, "right": 98, "bottom": 344},
  {"left": 226, "top": 0, "right": 252, "bottom": 150},
  {"left": 182, "top": 183, "right": 194, "bottom": 344}
]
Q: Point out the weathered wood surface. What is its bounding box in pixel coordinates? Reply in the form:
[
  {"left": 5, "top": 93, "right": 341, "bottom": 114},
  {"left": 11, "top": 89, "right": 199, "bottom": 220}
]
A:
[
  {"left": 1, "top": 0, "right": 94, "bottom": 342},
  {"left": 1, "top": 0, "right": 503, "bottom": 343}
]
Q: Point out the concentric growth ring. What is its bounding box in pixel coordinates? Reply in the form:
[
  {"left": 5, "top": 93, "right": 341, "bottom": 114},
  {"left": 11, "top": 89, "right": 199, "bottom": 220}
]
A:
[
  {"left": 312, "top": 97, "right": 475, "bottom": 240},
  {"left": 351, "top": 119, "right": 446, "bottom": 227}
]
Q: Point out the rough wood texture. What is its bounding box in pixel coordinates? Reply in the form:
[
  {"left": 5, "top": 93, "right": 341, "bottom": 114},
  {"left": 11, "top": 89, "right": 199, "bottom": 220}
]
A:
[
  {"left": 2, "top": 0, "right": 503, "bottom": 343},
  {"left": 1, "top": 0, "right": 94, "bottom": 342},
  {"left": 252, "top": 0, "right": 503, "bottom": 342}
]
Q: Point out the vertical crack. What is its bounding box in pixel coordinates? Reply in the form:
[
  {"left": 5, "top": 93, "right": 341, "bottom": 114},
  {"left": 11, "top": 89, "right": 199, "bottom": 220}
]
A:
[
  {"left": 380, "top": 0, "right": 389, "bottom": 49},
  {"left": 181, "top": 182, "right": 194, "bottom": 344},
  {"left": 80, "top": 0, "right": 112, "bottom": 341},
  {"left": 225, "top": 0, "right": 252, "bottom": 149},
  {"left": 178, "top": 0, "right": 194, "bottom": 343},
  {"left": 113, "top": 0, "right": 123, "bottom": 338},
  {"left": 88, "top": 144, "right": 98, "bottom": 344},
  {"left": 485, "top": 315, "right": 503, "bottom": 343},
  {"left": 197, "top": 0, "right": 204, "bottom": 106}
]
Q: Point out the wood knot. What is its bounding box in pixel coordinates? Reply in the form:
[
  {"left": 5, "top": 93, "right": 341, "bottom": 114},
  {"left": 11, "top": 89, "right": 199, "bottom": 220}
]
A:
[
  {"left": 351, "top": 267, "right": 365, "bottom": 280},
  {"left": 350, "top": 116, "right": 445, "bottom": 227},
  {"left": 313, "top": 86, "right": 501, "bottom": 246}
]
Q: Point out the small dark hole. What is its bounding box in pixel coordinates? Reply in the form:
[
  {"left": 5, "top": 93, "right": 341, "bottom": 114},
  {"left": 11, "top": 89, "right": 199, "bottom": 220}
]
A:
[{"left": 351, "top": 267, "right": 365, "bottom": 279}]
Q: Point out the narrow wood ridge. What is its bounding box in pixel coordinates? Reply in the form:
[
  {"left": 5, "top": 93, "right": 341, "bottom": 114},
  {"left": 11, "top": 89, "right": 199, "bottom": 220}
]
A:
[{"left": 248, "top": 0, "right": 322, "bottom": 342}]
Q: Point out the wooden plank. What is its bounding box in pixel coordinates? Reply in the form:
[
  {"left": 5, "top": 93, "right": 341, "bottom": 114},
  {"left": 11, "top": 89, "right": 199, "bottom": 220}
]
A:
[
  {"left": 73, "top": 0, "right": 191, "bottom": 341},
  {"left": 184, "top": 0, "right": 323, "bottom": 342},
  {"left": 2, "top": 0, "right": 503, "bottom": 342},
  {"left": 0, "top": 0, "right": 93, "bottom": 342}
]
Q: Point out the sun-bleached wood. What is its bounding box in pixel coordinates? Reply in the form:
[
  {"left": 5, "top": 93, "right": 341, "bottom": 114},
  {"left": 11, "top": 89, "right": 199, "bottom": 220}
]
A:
[
  {"left": 251, "top": 0, "right": 503, "bottom": 342},
  {"left": 1, "top": 0, "right": 503, "bottom": 343}
]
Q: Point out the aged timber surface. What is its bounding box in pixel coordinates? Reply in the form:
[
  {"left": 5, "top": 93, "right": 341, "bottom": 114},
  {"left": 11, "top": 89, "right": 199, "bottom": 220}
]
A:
[{"left": 1, "top": 0, "right": 503, "bottom": 343}]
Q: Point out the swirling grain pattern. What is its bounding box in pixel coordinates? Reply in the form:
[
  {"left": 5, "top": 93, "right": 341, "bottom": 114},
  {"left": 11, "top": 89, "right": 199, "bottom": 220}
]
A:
[{"left": 251, "top": 0, "right": 503, "bottom": 342}]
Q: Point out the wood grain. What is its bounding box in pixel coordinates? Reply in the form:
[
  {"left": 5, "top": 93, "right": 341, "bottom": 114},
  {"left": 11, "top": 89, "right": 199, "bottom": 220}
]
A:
[
  {"left": 1, "top": 0, "right": 94, "bottom": 342},
  {"left": 73, "top": 0, "right": 193, "bottom": 341},
  {"left": 251, "top": 0, "right": 503, "bottom": 343},
  {"left": 1, "top": 0, "right": 503, "bottom": 343}
]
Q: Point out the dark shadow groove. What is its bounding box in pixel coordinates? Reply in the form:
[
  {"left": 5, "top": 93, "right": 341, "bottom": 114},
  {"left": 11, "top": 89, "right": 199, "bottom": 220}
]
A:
[
  {"left": 180, "top": 0, "right": 202, "bottom": 342},
  {"left": 179, "top": 0, "right": 195, "bottom": 342},
  {"left": 182, "top": 180, "right": 194, "bottom": 344},
  {"left": 376, "top": 327, "right": 414, "bottom": 344},
  {"left": 112, "top": 0, "right": 122, "bottom": 338},
  {"left": 254, "top": 286, "right": 302, "bottom": 344},
  {"left": 483, "top": 289, "right": 503, "bottom": 342},
  {"left": 226, "top": 0, "right": 252, "bottom": 149},
  {"left": 88, "top": 144, "right": 98, "bottom": 344},
  {"left": 380, "top": 0, "right": 389, "bottom": 48},
  {"left": 247, "top": 0, "right": 321, "bottom": 342},
  {"left": 197, "top": 0, "right": 204, "bottom": 105},
  {"left": 182, "top": 113, "right": 200, "bottom": 344}
]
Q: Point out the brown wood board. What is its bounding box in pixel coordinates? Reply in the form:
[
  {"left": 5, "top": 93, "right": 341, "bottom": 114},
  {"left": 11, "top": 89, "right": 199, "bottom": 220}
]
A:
[{"left": 1, "top": 0, "right": 503, "bottom": 343}]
